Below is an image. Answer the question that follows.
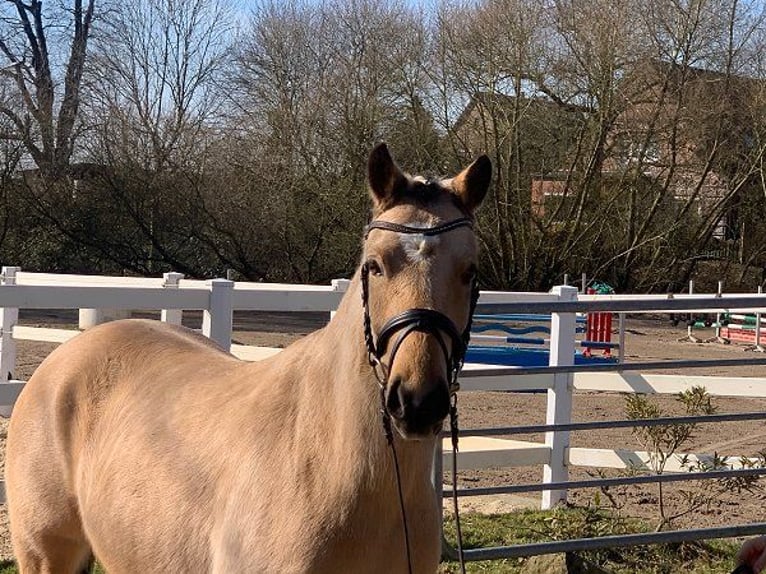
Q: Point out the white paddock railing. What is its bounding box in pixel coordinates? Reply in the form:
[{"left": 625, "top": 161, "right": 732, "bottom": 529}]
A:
[
  {"left": 442, "top": 293, "right": 766, "bottom": 561},
  {"left": 3, "top": 268, "right": 766, "bottom": 555},
  {"left": 3, "top": 270, "right": 766, "bottom": 475}
]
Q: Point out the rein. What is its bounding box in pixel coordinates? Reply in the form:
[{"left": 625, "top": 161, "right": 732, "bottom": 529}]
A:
[{"left": 361, "top": 216, "right": 479, "bottom": 574}]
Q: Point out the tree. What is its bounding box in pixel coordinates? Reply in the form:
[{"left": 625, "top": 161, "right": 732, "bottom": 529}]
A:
[
  {"left": 436, "top": 0, "right": 766, "bottom": 292},
  {"left": 86, "top": 0, "right": 231, "bottom": 172},
  {"left": 0, "top": 0, "right": 95, "bottom": 178},
  {"left": 228, "top": 0, "right": 436, "bottom": 282},
  {"left": 23, "top": 0, "right": 236, "bottom": 277},
  {"left": 0, "top": 109, "right": 22, "bottom": 251}
]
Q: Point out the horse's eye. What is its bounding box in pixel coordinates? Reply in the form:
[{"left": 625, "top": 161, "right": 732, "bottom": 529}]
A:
[
  {"left": 462, "top": 264, "right": 477, "bottom": 285},
  {"left": 366, "top": 259, "right": 384, "bottom": 277}
]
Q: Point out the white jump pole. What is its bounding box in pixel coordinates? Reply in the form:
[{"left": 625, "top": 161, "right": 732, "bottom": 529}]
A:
[
  {"left": 684, "top": 280, "right": 700, "bottom": 343},
  {"left": 755, "top": 286, "right": 764, "bottom": 352},
  {"left": 715, "top": 281, "right": 722, "bottom": 340},
  {"left": 618, "top": 312, "right": 626, "bottom": 363},
  {"left": 706, "top": 280, "right": 725, "bottom": 344}
]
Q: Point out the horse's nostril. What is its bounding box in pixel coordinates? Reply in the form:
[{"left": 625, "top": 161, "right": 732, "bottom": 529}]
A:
[
  {"left": 387, "top": 378, "right": 451, "bottom": 433},
  {"left": 385, "top": 377, "right": 406, "bottom": 419},
  {"left": 414, "top": 380, "right": 450, "bottom": 423}
]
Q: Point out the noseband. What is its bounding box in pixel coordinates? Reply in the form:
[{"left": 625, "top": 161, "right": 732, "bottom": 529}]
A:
[{"left": 361, "top": 217, "right": 480, "bottom": 412}]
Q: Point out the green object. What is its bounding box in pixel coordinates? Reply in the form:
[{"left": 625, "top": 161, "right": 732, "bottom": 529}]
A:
[{"left": 589, "top": 281, "right": 615, "bottom": 295}]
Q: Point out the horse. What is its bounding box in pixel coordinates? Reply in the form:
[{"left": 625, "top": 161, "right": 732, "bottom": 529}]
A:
[{"left": 5, "top": 143, "right": 491, "bottom": 574}]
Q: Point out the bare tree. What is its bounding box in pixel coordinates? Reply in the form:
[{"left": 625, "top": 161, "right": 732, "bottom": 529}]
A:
[
  {"left": 0, "top": 0, "right": 94, "bottom": 178},
  {"left": 0, "top": 110, "right": 22, "bottom": 249},
  {"left": 87, "top": 0, "right": 231, "bottom": 171},
  {"left": 39, "top": 0, "right": 235, "bottom": 275},
  {"left": 434, "top": 0, "right": 766, "bottom": 291},
  {"left": 228, "top": 0, "right": 435, "bottom": 282}
]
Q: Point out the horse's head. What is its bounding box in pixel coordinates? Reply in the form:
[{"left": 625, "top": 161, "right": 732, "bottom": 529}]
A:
[{"left": 362, "top": 144, "right": 491, "bottom": 440}]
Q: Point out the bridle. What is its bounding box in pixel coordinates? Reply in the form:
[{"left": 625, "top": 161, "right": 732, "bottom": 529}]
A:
[
  {"left": 361, "top": 217, "right": 479, "bottom": 398},
  {"left": 361, "top": 215, "right": 480, "bottom": 574}
]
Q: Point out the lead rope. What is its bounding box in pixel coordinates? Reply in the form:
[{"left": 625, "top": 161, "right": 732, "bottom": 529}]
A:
[
  {"left": 450, "top": 396, "right": 466, "bottom": 574},
  {"left": 449, "top": 277, "right": 479, "bottom": 574},
  {"left": 381, "top": 389, "right": 414, "bottom": 574}
]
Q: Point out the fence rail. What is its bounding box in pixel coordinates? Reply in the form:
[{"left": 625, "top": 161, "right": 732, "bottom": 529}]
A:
[{"left": 449, "top": 523, "right": 766, "bottom": 561}]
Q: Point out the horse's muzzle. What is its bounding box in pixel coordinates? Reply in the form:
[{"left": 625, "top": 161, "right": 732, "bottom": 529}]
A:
[{"left": 385, "top": 376, "right": 450, "bottom": 439}]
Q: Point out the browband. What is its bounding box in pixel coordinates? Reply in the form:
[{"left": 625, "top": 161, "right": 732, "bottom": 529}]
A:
[{"left": 364, "top": 217, "right": 473, "bottom": 239}]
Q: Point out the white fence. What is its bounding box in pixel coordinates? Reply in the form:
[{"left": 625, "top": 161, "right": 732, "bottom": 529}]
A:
[{"left": 3, "top": 267, "right": 766, "bottom": 516}]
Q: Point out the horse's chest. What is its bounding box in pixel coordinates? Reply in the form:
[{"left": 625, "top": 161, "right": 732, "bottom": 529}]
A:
[{"left": 215, "top": 491, "right": 441, "bottom": 573}]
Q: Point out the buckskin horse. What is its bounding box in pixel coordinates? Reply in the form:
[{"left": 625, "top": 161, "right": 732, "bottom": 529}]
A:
[{"left": 5, "top": 144, "right": 491, "bottom": 573}]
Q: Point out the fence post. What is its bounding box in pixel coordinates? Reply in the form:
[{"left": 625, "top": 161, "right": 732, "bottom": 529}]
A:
[
  {"left": 161, "top": 272, "right": 185, "bottom": 325},
  {"left": 0, "top": 266, "right": 19, "bottom": 384},
  {"left": 542, "top": 284, "right": 578, "bottom": 509},
  {"left": 330, "top": 279, "right": 351, "bottom": 320},
  {"left": 202, "top": 279, "right": 234, "bottom": 351}
]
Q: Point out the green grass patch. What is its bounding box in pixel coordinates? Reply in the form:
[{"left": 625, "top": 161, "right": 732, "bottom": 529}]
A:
[
  {"left": 0, "top": 560, "right": 104, "bottom": 573},
  {"left": 439, "top": 507, "right": 741, "bottom": 573}
]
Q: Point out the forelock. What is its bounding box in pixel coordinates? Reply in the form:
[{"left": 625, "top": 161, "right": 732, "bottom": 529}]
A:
[{"left": 373, "top": 173, "right": 468, "bottom": 216}]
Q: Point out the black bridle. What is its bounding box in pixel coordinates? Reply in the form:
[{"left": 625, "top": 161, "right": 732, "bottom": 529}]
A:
[
  {"left": 361, "top": 217, "right": 479, "bottom": 398},
  {"left": 361, "top": 215, "right": 479, "bottom": 574}
]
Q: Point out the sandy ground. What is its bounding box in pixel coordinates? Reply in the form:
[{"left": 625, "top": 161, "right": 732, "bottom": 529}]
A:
[
  {"left": 452, "top": 318, "right": 766, "bottom": 529},
  {"left": 0, "top": 313, "right": 765, "bottom": 561}
]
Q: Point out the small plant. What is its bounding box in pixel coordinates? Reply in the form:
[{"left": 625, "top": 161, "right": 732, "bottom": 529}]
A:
[
  {"left": 674, "top": 451, "right": 766, "bottom": 520},
  {"left": 625, "top": 386, "right": 764, "bottom": 531},
  {"left": 626, "top": 386, "right": 716, "bottom": 474}
]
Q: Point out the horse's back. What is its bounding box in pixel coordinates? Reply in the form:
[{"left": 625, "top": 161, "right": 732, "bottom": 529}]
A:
[
  {"left": 5, "top": 319, "right": 241, "bottom": 573},
  {"left": 9, "top": 318, "right": 237, "bottom": 466}
]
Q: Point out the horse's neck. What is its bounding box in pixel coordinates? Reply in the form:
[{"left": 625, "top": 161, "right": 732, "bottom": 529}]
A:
[{"left": 314, "top": 274, "right": 438, "bottom": 488}]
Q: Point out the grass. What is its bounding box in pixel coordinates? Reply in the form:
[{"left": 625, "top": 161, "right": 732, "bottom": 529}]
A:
[
  {"left": 0, "top": 560, "right": 105, "bottom": 573},
  {"left": 0, "top": 508, "right": 742, "bottom": 573},
  {"left": 438, "top": 507, "right": 741, "bottom": 573}
]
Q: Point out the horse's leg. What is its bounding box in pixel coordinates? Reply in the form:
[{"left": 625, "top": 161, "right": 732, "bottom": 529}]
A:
[
  {"left": 12, "top": 528, "right": 92, "bottom": 574},
  {"left": 7, "top": 420, "right": 92, "bottom": 573}
]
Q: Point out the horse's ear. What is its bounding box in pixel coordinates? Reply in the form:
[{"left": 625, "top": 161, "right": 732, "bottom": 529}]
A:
[
  {"left": 449, "top": 155, "right": 492, "bottom": 214},
  {"left": 368, "top": 143, "right": 406, "bottom": 208}
]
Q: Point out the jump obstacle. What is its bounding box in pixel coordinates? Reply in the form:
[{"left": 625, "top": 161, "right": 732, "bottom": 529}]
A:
[
  {"left": 720, "top": 309, "right": 766, "bottom": 350},
  {"left": 680, "top": 282, "right": 766, "bottom": 350},
  {"left": 467, "top": 296, "right": 620, "bottom": 367}
]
